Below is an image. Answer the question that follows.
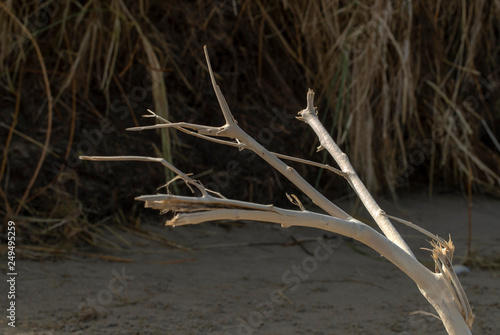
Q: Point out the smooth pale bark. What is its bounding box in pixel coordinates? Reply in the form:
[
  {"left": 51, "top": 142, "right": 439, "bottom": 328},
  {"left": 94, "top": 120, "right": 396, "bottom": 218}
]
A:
[{"left": 297, "top": 89, "right": 413, "bottom": 257}]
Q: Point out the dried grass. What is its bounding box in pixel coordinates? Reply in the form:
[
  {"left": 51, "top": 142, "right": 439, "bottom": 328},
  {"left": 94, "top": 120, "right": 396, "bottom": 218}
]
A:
[{"left": 1, "top": 0, "right": 499, "bottom": 250}]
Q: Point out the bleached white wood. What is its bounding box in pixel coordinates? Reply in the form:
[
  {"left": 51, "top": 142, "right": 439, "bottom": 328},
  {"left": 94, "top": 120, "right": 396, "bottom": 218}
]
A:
[
  {"left": 79, "top": 46, "right": 474, "bottom": 335},
  {"left": 297, "top": 89, "right": 414, "bottom": 257}
]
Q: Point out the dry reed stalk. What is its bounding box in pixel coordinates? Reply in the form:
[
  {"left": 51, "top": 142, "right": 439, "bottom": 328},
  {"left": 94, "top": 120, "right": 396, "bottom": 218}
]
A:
[
  {"left": 0, "top": 2, "right": 54, "bottom": 217},
  {"left": 0, "top": 1, "right": 181, "bottom": 248}
]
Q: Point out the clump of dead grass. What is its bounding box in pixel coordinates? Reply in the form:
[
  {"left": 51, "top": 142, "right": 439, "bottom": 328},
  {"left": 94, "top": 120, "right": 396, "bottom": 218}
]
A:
[
  {"left": 248, "top": 1, "right": 500, "bottom": 198},
  {"left": 1, "top": 1, "right": 499, "bottom": 250}
]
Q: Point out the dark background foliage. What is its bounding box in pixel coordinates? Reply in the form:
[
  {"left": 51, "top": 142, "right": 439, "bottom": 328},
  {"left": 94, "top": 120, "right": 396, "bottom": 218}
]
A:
[{"left": 1, "top": 0, "right": 499, "bottom": 249}]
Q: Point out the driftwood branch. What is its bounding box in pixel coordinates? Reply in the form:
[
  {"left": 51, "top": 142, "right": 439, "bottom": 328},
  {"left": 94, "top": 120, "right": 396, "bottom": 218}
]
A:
[{"left": 80, "top": 46, "right": 474, "bottom": 334}]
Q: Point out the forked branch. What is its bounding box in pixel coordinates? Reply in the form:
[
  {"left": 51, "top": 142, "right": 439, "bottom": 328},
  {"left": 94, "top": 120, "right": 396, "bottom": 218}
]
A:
[{"left": 80, "top": 46, "right": 474, "bottom": 335}]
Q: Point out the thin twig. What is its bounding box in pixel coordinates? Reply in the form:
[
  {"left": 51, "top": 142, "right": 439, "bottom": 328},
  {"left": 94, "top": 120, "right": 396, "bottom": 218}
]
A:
[
  {"left": 381, "top": 212, "right": 447, "bottom": 246},
  {"left": 79, "top": 155, "right": 205, "bottom": 196}
]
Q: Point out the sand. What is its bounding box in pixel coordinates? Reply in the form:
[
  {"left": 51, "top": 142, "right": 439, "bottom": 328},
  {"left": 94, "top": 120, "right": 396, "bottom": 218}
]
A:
[{"left": 1, "top": 194, "right": 499, "bottom": 334}]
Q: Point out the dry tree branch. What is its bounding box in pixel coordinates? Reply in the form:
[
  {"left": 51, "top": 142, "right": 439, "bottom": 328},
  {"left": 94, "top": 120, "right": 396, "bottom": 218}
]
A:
[
  {"left": 297, "top": 89, "right": 414, "bottom": 256},
  {"left": 80, "top": 46, "right": 474, "bottom": 334},
  {"left": 132, "top": 109, "right": 346, "bottom": 176}
]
